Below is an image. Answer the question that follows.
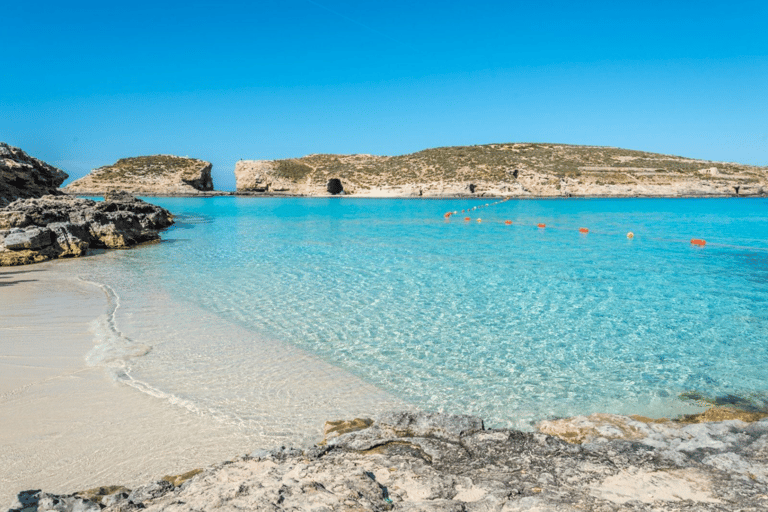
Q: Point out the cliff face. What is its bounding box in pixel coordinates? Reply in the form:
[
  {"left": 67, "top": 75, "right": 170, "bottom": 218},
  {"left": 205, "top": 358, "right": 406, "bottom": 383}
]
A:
[
  {"left": 235, "top": 143, "right": 768, "bottom": 197},
  {"left": 0, "top": 143, "right": 69, "bottom": 207},
  {"left": 64, "top": 155, "right": 214, "bottom": 196}
]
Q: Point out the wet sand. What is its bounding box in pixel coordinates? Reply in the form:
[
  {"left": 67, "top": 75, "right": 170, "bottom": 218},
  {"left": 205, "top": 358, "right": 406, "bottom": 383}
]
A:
[
  {"left": 0, "top": 263, "right": 406, "bottom": 508},
  {"left": 0, "top": 266, "right": 260, "bottom": 506}
]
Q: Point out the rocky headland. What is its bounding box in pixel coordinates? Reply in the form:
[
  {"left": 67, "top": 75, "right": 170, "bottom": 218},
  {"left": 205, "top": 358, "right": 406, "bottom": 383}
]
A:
[
  {"left": 63, "top": 155, "right": 214, "bottom": 196},
  {"left": 235, "top": 143, "right": 768, "bottom": 198},
  {"left": 9, "top": 409, "right": 768, "bottom": 511},
  {"left": 0, "top": 144, "right": 174, "bottom": 266}
]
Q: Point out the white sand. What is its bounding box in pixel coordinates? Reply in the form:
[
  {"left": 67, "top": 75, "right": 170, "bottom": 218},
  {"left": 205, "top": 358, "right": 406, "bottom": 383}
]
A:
[
  {"left": 0, "top": 265, "right": 260, "bottom": 506},
  {"left": 0, "top": 262, "right": 405, "bottom": 508}
]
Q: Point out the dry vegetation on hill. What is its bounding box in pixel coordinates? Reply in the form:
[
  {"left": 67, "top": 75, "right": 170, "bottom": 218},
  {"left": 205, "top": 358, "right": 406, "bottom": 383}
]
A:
[
  {"left": 64, "top": 155, "right": 213, "bottom": 195},
  {"left": 237, "top": 143, "right": 767, "bottom": 197}
]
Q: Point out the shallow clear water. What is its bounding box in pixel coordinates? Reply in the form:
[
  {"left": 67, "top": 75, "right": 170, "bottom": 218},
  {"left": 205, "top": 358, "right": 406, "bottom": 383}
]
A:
[{"left": 76, "top": 197, "right": 768, "bottom": 432}]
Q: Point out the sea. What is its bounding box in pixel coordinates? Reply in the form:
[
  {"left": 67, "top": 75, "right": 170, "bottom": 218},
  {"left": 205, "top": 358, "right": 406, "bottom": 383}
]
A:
[{"left": 56, "top": 197, "right": 768, "bottom": 444}]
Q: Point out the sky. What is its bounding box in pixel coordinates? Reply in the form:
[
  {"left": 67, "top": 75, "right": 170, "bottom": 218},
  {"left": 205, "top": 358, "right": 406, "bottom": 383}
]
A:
[{"left": 2, "top": 0, "right": 766, "bottom": 191}]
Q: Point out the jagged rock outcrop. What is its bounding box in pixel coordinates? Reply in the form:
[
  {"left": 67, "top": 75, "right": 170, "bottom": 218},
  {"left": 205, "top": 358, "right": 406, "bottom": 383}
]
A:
[
  {"left": 0, "top": 143, "right": 68, "bottom": 207},
  {"left": 63, "top": 155, "right": 214, "bottom": 196},
  {"left": 235, "top": 143, "right": 768, "bottom": 198},
  {"left": 11, "top": 410, "right": 768, "bottom": 511},
  {"left": 0, "top": 193, "right": 173, "bottom": 266}
]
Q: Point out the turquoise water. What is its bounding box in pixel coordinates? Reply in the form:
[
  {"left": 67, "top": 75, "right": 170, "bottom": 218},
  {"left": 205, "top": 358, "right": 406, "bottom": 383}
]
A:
[{"left": 81, "top": 197, "right": 768, "bottom": 431}]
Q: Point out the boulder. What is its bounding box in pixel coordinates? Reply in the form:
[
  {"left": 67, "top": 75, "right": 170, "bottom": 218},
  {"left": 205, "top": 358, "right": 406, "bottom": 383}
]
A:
[
  {"left": 2, "top": 227, "right": 52, "bottom": 250},
  {"left": 0, "top": 143, "right": 68, "bottom": 207},
  {"left": 48, "top": 222, "right": 91, "bottom": 257}
]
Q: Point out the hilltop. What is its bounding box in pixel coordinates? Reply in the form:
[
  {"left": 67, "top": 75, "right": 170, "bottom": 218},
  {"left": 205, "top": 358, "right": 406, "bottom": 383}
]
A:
[
  {"left": 235, "top": 143, "right": 767, "bottom": 197},
  {"left": 64, "top": 155, "right": 214, "bottom": 196}
]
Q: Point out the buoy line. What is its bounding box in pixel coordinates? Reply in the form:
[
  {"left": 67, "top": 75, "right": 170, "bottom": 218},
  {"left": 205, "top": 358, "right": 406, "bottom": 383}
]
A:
[{"left": 442, "top": 199, "right": 716, "bottom": 248}]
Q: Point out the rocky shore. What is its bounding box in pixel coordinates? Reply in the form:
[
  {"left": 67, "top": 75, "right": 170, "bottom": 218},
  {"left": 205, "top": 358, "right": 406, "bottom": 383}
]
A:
[
  {"left": 9, "top": 410, "right": 768, "bottom": 511},
  {"left": 0, "top": 144, "right": 174, "bottom": 266},
  {"left": 0, "top": 191, "right": 173, "bottom": 266}
]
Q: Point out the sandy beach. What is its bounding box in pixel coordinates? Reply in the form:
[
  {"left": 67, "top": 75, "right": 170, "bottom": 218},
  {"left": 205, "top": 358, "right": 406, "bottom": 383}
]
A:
[
  {"left": 0, "top": 265, "right": 249, "bottom": 506},
  {"left": 0, "top": 262, "right": 405, "bottom": 508}
]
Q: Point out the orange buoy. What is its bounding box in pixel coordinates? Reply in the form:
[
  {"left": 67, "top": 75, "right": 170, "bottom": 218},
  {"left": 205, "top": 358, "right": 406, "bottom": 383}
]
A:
[
  {"left": 537, "top": 223, "right": 546, "bottom": 228},
  {"left": 691, "top": 239, "right": 707, "bottom": 246},
  {"left": 504, "top": 220, "right": 512, "bottom": 225},
  {"left": 579, "top": 228, "right": 589, "bottom": 234},
  {"left": 464, "top": 217, "right": 471, "bottom": 221},
  {"left": 627, "top": 232, "right": 634, "bottom": 239}
]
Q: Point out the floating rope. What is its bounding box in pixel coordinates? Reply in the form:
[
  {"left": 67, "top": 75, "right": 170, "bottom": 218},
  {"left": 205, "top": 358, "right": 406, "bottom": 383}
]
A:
[{"left": 442, "top": 199, "right": 717, "bottom": 248}]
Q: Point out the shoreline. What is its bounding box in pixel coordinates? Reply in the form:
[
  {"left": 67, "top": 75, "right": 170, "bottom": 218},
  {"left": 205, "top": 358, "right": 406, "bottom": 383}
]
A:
[
  {"left": 0, "top": 261, "right": 408, "bottom": 508},
  {"left": 0, "top": 264, "right": 257, "bottom": 507},
  {"left": 0, "top": 258, "right": 412, "bottom": 510},
  {"left": 4, "top": 259, "right": 768, "bottom": 510},
  {"left": 65, "top": 190, "right": 766, "bottom": 199},
  {"left": 4, "top": 210, "right": 768, "bottom": 509}
]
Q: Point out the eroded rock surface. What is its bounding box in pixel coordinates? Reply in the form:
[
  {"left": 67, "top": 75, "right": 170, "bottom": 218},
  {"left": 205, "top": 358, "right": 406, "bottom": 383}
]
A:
[
  {"left": 0, "top": 193, "right": 172, "bottom": 266},
  {"left": 63, "top": 155, "right": 214, "bottom": 195},
  {"left": 11, "top": 411, "right": 768, "bottom": 511},
  {"left": 0, "top": 143, "right": 68, "bottom": 207}
]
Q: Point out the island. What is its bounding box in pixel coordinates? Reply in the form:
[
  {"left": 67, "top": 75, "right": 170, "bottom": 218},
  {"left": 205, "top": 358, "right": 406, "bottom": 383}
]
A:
[
  {"left": 236, "top": 143, "right": 767, "bottom": 197},
  {"left": 63, "top": 155, "right": 214, "bottom": 196}
]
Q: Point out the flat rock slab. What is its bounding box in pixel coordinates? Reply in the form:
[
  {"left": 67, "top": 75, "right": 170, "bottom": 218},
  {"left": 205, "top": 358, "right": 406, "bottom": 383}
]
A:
[{"left": 10, "top": 411, "right": 768, "bottom": 511}]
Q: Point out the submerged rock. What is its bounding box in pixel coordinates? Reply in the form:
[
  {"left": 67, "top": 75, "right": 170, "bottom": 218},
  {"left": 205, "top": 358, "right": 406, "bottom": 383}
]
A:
[
  {"left": 11, "top": 411, "right": 768, "bottom": 511},
  {"left": 0, "top": 193, "right": 173, "bottom": 266}
]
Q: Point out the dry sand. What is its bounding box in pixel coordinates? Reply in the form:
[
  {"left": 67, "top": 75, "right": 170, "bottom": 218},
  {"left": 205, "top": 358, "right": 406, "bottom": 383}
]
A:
[{"left": 0, "top": 265, "right": 262, "bottom": 507}]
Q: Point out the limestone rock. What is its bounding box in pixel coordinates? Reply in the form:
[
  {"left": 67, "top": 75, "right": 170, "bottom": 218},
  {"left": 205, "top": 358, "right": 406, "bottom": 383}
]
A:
[
  {"left": 13, "top": 411, "right": 768, "bottom": 511},
  {"left": 48, "top": 222, "right": 90, "bottom": 257},
  {"left": 63, "top": 155, "right": 213, "bottom": 196},
  {"left": 0, "top": 143, "right": 68, "bottom": 207},
  {"left": 235, "top": 143, "right": 768, "bottom": 198},
  {"left": 2, "top": 227, "right": 52, "bottom": 250},
  {"left": 0, "top": 194, "right": 173, "bottom": 266}
]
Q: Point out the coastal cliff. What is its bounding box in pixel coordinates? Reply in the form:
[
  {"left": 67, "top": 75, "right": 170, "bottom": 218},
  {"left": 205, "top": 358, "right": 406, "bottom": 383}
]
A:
[
  {"left": 0, "top": 143, "right": 68, "bottom": 207},
  {"left": 64, "top": 155, "right": 214, "bottom": 196},
  {"left": 236, "top": 143, "right": 768, "bottom": 197}
]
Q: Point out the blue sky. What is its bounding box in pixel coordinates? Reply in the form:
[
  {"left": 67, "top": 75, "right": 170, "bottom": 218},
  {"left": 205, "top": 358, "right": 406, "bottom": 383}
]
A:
[{"left": 2, "top": 0, "right": 766, "bottom": 190}]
